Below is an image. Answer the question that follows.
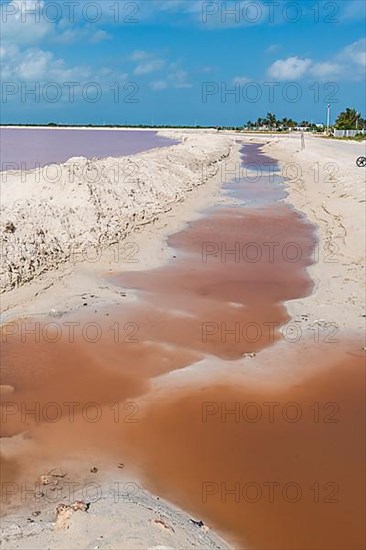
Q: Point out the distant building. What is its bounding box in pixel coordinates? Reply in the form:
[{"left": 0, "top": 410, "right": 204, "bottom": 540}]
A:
[{"left": 333, "top": 129, "right": 365, "bottom": 137}]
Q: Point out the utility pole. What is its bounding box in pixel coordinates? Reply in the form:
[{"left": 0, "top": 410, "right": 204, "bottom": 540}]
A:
[{"left": 326, "top": 104, "right": 331, "bottom": 135}]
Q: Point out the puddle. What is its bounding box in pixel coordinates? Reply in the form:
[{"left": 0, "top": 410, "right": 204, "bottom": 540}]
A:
[
  {"left": 0, "top": 144, "right": 364, "bottom": 549},
  {"left": 121, "top": 349, "right": 365, "bottom": 550}
]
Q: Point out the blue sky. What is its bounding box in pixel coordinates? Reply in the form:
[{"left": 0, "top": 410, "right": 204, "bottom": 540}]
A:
[{"left": 1, "top": 0, "right": 365, "bottom": 125}]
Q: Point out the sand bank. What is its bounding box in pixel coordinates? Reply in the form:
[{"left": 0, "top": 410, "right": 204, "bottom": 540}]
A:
[{"left": 0, "top": 131, "right": 233, "bottom": 296}]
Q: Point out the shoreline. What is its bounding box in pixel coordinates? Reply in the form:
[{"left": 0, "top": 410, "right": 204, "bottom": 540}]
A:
[{"left": 0, "top": 126, "right": 219, "bottom": 133}]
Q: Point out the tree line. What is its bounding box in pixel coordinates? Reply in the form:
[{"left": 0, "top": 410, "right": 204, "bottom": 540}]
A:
[{"left": 244, "top": 109, "right": 365, "bottom": 132}]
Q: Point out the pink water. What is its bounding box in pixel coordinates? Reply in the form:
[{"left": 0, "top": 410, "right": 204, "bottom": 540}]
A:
[{"left": 0, "top": 128, "right": 178, "bottom": 171}]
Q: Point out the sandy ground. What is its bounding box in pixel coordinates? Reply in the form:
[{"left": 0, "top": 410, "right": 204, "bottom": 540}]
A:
[
  {"left": 263, "top": 134, "right": 365, "bottom": 335},
  {"left": 0, "top": 130, "right": 365, "bottom": 548},
  {"left": 0, "top": 470, "right": 230, "bottom": 550}
]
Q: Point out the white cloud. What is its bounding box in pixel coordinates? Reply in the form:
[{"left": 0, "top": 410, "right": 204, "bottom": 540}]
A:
[
  {"left": 90, "top": 29, "right": 111, "bottom": 43},
  {"left": 129, "top": 50, "right": 165, "bottom": 75},
  {"left": 134, "top": 59, "right": 165, "bottom": 75},
  {"left": 267, "top": 38, "right": 366, "bottom": 82},
  {"left": 310, "top": 62, "right": 341, "bottom": 78},
  {"left": 266, "top": 44, "right": 281, "bottom": 55},
  {"left": 54, "top": 26, "right": 111, "bottom": 45},
  {"left": 338, "top": 38, "right": 366, "bottom": 67},
  {"left": 130, "top": 50, "right": 151, "bottom": 61},
  {"left": 0, "top": 0, "right": 126, "bottom": 102},
  {"left": 0, "top": 0, "right": 51, "bottom": 45},
  {"left": 150, "top": 67, "right": 191, "bottom": 91},
  {"left": 17, "top": 49, "right": 52, "bottom": 80},
  {"left": 268, "top": 56, "right": 312, "bottom": 80},
  {"left": 2, "top": 45, "right": 90, "bottom": 82},
  {"left": 1, "top": 43, "right": 129, "bottom": 92},
  {"left": 1, "top": 0, "right": 111, "bottom": 47},
  {"left": 129, "top": 51, "right": 191, "bottom": 89},
  {"left": 53, "top": 28, "right": 80, "bottom": 44},
  {"left": 168, "top": 69, "right": 191, "bottom": 88}
]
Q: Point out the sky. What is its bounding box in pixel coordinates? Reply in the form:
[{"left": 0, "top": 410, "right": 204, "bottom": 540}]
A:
[{"left": 1, "top": 0, "right": 365, "bottom": 126}]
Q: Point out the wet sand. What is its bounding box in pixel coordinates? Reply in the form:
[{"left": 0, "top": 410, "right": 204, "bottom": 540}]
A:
[{"left": 0, "top": 144, "right": 364, "bottom": 549}]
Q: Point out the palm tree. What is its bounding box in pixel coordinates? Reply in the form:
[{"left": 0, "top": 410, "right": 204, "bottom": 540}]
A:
[
  {"left": 266, "top": 112, "right": 277, "bottom": 130},
  {"left": 335, "top": 108, "right": 361, "bottom": 130},
  {"left": 287, "top": 119, "right": 297, "bottom": 129}
]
